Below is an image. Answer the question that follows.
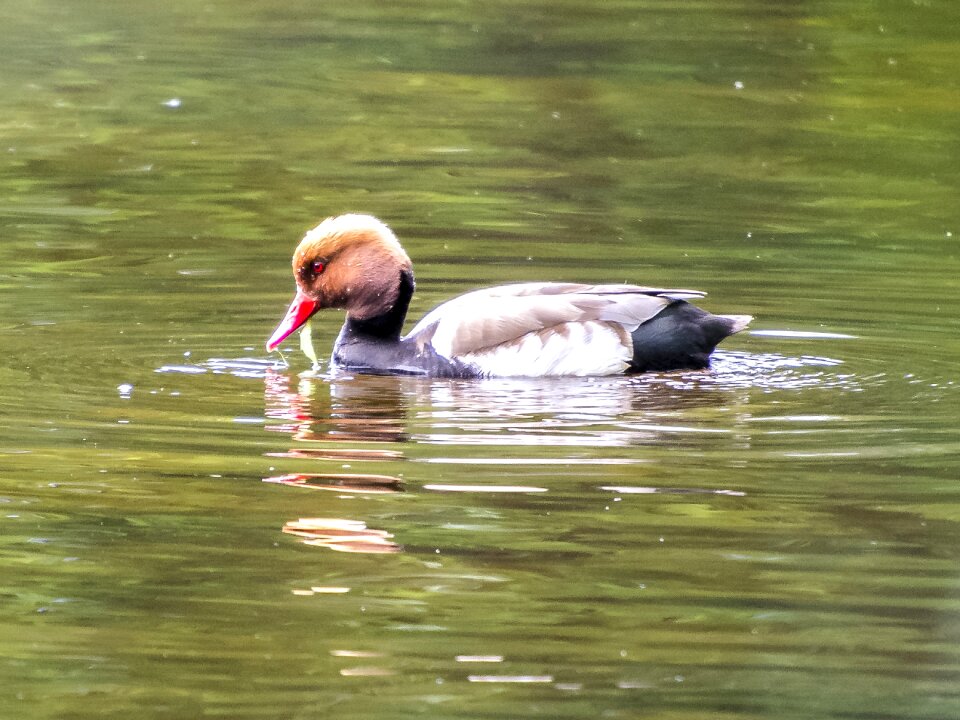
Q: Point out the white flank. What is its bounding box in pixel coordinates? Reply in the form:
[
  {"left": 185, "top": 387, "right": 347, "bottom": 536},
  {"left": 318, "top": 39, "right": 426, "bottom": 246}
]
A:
[
  {"left": 459, "top": 321, "right": 631, "bottom": 377},
  {"left": 407, "top": 283, "right": 673, "bottom": 360}
]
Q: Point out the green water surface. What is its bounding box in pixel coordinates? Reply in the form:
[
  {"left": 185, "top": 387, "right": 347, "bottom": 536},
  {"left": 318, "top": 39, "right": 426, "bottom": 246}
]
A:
[{"left": 2, "top": 1, "right": 959, "bottom": 719}]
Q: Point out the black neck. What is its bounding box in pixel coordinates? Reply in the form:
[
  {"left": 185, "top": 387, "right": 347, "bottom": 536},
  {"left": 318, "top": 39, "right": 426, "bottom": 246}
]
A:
[{"left": 341, "top": 269, "right": 414, "bottom": 341}]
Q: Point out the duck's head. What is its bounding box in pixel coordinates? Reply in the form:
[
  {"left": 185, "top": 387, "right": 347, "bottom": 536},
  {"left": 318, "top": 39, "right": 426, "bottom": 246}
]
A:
[{"left": 266, "top": 214, "right": 413, "bottom": 351}]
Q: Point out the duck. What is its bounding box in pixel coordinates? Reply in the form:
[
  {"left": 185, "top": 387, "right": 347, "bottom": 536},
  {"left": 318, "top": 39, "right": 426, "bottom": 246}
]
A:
[{"left": 266, "top": 214, "right": 751, "bottom": 378}]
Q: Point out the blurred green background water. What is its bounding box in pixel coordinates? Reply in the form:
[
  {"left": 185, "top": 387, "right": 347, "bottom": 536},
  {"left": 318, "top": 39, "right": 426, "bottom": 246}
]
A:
[{"left": 2, "top": 1, "right": 959, "bottom": 718}]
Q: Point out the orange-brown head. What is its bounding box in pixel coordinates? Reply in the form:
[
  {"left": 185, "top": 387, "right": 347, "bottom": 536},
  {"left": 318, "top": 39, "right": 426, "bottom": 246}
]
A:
[{"left": 266, "top": 214, "right": 413, "bottom": 351}]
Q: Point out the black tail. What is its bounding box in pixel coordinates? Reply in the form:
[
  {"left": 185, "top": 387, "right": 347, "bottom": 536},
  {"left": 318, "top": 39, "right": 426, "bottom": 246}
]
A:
[{"left": 628, "top": 301, "right": 750, "bottom": 372}]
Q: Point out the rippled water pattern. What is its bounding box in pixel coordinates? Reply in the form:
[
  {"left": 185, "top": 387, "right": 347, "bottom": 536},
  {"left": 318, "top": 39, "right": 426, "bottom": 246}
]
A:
[{"left": 2, "top": 1, "right": 960, "bottom": 719}]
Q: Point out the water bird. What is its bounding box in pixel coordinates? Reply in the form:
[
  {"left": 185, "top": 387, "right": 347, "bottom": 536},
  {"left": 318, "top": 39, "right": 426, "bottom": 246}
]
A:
[{"left": 266, "top": 214, "right": 750, "bottom": 377}]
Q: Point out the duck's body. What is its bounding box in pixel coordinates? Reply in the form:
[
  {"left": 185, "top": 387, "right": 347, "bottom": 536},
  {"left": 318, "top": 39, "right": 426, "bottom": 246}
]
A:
[{"left": 266, "top": 215, "right": 751, "bottom": 378}]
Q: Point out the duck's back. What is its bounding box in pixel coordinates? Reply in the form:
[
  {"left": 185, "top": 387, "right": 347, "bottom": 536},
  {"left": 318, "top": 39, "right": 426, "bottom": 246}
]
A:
[{"left": 403, "top": 282, "right": 746, "bottom": 377}]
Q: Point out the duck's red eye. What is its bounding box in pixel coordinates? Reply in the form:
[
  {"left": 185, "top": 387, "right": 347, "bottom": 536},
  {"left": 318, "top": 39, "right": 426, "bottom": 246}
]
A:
[{"left": 312, "top": 261, "right": 325, "bottom": 274}]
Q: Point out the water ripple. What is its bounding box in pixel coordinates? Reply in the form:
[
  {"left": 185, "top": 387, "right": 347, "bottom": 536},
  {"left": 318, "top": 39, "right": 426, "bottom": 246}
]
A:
[{"left": 154, "top": 350, "right": 860, "bottom": 395}]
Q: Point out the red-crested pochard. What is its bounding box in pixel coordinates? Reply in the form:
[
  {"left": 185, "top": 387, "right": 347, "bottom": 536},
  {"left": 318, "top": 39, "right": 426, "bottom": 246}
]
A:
[{"left": 266, "top": 214, "right": 751, "bottom": 377}]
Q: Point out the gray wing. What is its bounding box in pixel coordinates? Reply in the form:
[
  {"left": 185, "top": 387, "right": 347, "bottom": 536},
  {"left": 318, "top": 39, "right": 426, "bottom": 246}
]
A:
[{"left": 405, "top": 282, "right": 703, "bottom": 358}]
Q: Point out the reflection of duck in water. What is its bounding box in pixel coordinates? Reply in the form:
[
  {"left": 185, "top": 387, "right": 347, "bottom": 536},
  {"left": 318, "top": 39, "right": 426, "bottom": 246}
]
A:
[
  {"left": 264, "top": 369, "right": 409, "bottom": 444},
  {"left": 266, "top": 214, "right": 751, "bottom": 377},
  {"left": 262, "top": 371, "right": 406, "bottom": 554}
]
